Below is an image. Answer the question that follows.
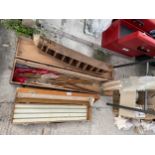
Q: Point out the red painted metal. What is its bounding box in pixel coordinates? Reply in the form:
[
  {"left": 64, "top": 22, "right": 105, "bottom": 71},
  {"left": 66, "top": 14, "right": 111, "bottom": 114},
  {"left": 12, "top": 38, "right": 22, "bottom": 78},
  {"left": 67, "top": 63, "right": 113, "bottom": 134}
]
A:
[
  {"left": 102, "top": 19, "right": 155, "bottom": 57},
  {"left": 124, "top": 19, "right": 155, "bottom": 33}
]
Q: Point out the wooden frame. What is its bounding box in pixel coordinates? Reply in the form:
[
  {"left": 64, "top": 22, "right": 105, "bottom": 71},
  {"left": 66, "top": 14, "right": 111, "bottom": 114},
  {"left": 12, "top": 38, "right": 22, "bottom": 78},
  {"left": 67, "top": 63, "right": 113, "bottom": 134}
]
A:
[
  {"left": 16, "top": 37, "right": 113, "bottom": 80},
  {"left": 36, "top": 36, "right": 113, "bottom": 76},
  {"left": 10, "top": 37, "right": 113, "bottom": 93},
  {"left": 11, "top": 58, "right": 105, "bottom": 93},
  {"left": 12, "top": 88, "right": 95, "bottom": 124}
]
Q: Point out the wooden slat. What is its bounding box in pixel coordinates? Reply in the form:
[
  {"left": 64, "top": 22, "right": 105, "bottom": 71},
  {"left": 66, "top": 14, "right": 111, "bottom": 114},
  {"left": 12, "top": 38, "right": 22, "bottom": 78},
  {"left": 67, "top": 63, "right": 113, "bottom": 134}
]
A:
[
  {"left": 16, "top": 92, "right": 91, "bottom": 101},
  {"left": 102, "top": 80, "right": 122, "bottom": 91},
  {"left": 15, "top": 98, "right": 89, "bottom": 104},
  {"left": 14, "top": 113, "right": 87, "bottom": 118},
  {"left": 103, "top": 80, "right": 121, "bottom": 87},
  {"left": 13, "top": 116, "right": 87, "bottom": 123},
  {"left": 15, "top": 104, "right": 87, "bottom": 109},
  {"left": 16, "top": 87, "right": 100, "bottom": 101},
  {"left": 14, "top": 108, "right": 87, "bottom": 113}
]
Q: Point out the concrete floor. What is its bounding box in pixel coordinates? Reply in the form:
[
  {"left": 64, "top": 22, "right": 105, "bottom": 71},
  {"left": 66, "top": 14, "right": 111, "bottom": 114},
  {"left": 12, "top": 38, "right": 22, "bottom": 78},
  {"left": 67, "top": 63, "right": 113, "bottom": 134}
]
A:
[{"left": 0, "top": 20, "right": 149, "bottom": 134}]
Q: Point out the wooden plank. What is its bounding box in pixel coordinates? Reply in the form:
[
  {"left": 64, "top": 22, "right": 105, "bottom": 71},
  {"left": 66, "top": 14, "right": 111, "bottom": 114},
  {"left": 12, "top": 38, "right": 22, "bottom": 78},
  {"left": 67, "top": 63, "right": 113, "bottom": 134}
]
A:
[
  {"left": 15, "top": 92, "right": 93, "bottom": 104},
  {"left": 15, "top": 98, "right": 89, "bottom": 104},
  {"left": 103, "top": 80, "right": 121, "bottom": 87},
  {"left": 103, "top": 91, "right": 113, "bottom": 96},
  {"left": 16, "top": 92, "right": 91, "bottom": 101},
  {"left": 14, "top": 108, "right": 87, "bottom": 113},
  {"left": 103, "top": 85, "right": 122, "bottom": 91},
  {"left": 102, "top": 80, "right": 121, "bottom": 91},
  {"left": 14, "top": 113, "right": 87, "bottom": 118},
  {"left": 15, "top": 104, "right": 87, "bottom": 109},
  {"left": 13, "top": 116, "right": 87, "bottom": 123},
  {"left": 16, "top": 87, "right": 100, "bottom": 101},
  {"left": 119, "top": 91, "right": 137, "bottom": 118}
]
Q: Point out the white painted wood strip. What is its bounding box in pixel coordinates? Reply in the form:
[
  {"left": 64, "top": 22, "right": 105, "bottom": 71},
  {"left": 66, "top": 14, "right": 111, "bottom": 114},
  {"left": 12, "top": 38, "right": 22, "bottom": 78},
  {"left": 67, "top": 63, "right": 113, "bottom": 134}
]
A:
[
  {"left": 17, "top": 92, "right": 91, "bottom": 101},
  {"left": 15, "top": 104, "right": 86, "bottom": 109},
  {"left": 14, "top": 113, "right": 87, "bottom": 118},
  {"left": 103, "top": 84, "right": 122, "bottom": 91},
  {"left": 103, "top": 80, "right": 121, "bottom": 87},
  {"left": 14, "top": 108, "right": 87, "bottom": 113},
  {"left": 13, "top": 116, "right": 87, "bottom": 123}
]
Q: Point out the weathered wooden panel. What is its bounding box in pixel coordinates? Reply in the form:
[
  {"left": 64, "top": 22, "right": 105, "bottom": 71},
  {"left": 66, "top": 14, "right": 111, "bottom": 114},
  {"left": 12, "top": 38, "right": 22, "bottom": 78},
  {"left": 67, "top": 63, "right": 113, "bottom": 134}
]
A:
[{"left": 36, "top": 36, "right": 112, "bottom": 75}]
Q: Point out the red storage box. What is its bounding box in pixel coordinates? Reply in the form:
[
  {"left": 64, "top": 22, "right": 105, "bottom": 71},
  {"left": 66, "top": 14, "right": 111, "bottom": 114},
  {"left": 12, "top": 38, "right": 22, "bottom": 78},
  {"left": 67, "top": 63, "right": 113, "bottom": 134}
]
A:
[
  {"left": 124, "top": 19, "right": 155, "bottom": 33},
  {"left": 102, "top": 19, "right": 155, "bottom": 57}
]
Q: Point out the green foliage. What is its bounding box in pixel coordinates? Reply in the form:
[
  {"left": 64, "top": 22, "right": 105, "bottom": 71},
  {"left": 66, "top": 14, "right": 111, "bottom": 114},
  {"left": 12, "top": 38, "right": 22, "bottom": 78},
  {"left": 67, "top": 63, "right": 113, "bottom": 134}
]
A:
[{"left": 0, "top": 19, "right": 40, "bottom": 37}]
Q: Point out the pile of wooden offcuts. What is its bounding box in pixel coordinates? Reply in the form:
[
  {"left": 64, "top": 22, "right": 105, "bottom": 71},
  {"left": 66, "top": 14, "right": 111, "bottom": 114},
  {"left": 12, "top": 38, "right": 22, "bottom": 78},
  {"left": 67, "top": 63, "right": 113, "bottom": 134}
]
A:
[{"left": 11, "top": 35, "right": 113, "bottom": 124}]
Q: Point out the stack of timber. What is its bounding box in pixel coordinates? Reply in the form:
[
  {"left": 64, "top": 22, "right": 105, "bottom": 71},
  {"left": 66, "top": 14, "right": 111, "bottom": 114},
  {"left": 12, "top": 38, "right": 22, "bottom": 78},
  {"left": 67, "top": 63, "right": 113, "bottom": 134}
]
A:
[
  {"left": 12, "top": 87, "right": 99, "bottom": 124},
  {"left": 10, "top": 36, "right": 113, "bottom": 93}
]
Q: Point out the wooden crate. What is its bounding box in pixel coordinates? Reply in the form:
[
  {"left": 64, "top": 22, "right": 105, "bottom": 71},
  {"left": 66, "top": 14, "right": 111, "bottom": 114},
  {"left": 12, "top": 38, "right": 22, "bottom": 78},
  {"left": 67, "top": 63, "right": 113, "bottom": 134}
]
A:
[
  {"left": 11, "top": 37, "right": 113, "bottom": 93},
  {"left": 12, "top": 87, "right": 97, "bottom": 124},
  {"left": 11, "top": 58, "right": 105, "bottom": 93}
]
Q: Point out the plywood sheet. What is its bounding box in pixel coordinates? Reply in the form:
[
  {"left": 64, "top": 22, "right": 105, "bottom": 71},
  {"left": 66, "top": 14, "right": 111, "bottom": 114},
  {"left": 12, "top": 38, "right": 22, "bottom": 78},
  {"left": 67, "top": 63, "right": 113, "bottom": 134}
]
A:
[{"left": 119, "top": 91, "right": 137, "bottom": 118}]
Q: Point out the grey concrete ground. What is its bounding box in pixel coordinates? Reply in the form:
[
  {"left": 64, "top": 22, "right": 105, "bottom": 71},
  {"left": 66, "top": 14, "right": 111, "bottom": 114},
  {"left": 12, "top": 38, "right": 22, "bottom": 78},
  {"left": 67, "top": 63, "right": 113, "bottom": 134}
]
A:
[{"left": 0, "top": 20, "right": 149, "bottom": 134}]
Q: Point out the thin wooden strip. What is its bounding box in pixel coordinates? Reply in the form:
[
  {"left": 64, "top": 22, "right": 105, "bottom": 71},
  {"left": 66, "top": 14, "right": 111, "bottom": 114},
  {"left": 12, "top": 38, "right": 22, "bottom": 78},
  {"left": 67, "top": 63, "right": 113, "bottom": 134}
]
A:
[
  {"left": 76, "top": 61, "right": 81, "bottom": 67},
  {"left": 15, "top": 98, "right": 89, "bottom": 104},
  {"left": 53, "top": 51, "right": 57, "bottom": 57},
  {"left": 16, "top": 87, "right": 100, "bottom": 100},
  {"left": 89, "top": 67, "right": 95, "bottom": 71},
  {"left": 103, "top": 84, "right": 121, "bottom": 89},
  {"left": 103, "top": 80, "right": 121, "bottom": 87},
  {"left": 82, "top": 64, "right": 88, "bottom": 70},
  {"left": 15, "top": 104, "right": 87, "bottom": 109},
  {"left": 40, "top": 40, "right": 45, "bottom": 50},
  {"left": 69, "top": 59, "right": 74, "bottom": 65},
  {"left": 14, "top": 108, "right": 87, "bottom": 113},
  {"left": 14, "top": 113, "right": 87, "bottom": 118},
  {"left": 45, "top": 45, "right": 50, "bottom": 53},
  {"left": 103, "top": 84, "right": 122, "bottom": 91},
  {"left": 13, "top": 116, "right": 87, "bottom": 123},
  {"left": 16, "top": 92, "right": 91, "bottom": 101},
  {"left": 95, "top": 68, "right": 101, "bottom": 73},
  {"left": 61, "top": 55, "right": 66, "bottom": 61}
]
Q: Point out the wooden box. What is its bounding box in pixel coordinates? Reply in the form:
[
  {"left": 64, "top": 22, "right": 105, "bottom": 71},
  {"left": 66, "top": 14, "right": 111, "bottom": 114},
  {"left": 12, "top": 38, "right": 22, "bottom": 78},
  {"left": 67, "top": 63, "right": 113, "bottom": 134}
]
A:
[
  {"left": 11, "top": 37, "right": 113, "bottom": 93},
  {"left": 12, "top": 87, "right": 99, "bottom": 124}
]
